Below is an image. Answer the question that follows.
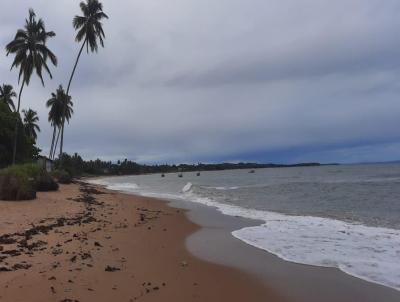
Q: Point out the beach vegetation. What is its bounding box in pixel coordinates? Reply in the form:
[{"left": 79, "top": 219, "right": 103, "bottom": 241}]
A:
[
  {"left": 0, "top": 164, "right": 40, "bottom": 201},
  {"left": 6, "top": 9, "right": 57, "bottom": 164},
  {"left": 22, "top": 108, "right": 41, "bottom": 142},
  {"left": 0, "top": 163, "right": 59, "bottom": 200},
  {"left": 0, "top": 84, "right": 17, "bottom": 112},
  {"left": 0, "top": 102, "right": 40, "bottom": 168},
  {"left": 50, "top": 169, "right": 72, "bottom": 184},
  {"left": 47, "top": 86, "right": 73, "bottom": 160}
]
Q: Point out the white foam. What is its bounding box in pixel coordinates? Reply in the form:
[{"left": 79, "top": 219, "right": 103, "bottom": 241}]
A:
[
  {"left": 211, "top": 186, "right": 240, "bottom": 190},
  {"left": 182, "top": 182, "right": 193, "bottom": 192},
  {"left": 87, "top": 177, "right": 400, "bottom": 291},
  {"left": 87, "top": 179, "right": 139, "bottom": 192},
  {"left": 107, "top": 182, "right": 140, "bottom": 192},
  {"left": 182, "top": 190, "right": 400, "bottom": 291}
]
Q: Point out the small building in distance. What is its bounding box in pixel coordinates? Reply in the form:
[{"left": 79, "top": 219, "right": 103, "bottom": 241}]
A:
[{"left": 37, "top": 156, "right": 54, "bottom": 172}]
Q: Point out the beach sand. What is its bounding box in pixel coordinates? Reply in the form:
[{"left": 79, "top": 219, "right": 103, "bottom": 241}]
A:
[{"left": 0, "top": 182, "right": 283, "bottom": 302}]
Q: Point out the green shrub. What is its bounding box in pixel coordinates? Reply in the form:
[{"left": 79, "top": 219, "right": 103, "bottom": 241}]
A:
[
  {"left": 36, "top": 169, "right": 59, "bottom": 191},
  {"left": 0, "top": 164, "right": 60, "bottom": 200},
  {"left": 0, "top": 164, "right": 39, "bottom": 201},
  {"left": 51, "top": 169, "right": 72, "bottom": 184},
  {"left": 0, "top": 163, "right": 41, "bottom": 180}
]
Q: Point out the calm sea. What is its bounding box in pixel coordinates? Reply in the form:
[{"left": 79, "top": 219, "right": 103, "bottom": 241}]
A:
[{"left": 89, "top": 164, "right": 400, "bottom": 291}]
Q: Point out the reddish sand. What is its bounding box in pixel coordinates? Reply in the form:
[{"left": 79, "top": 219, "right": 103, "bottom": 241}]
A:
[{"left": 0, "top": 182, "right": 284, "bottom": 302}]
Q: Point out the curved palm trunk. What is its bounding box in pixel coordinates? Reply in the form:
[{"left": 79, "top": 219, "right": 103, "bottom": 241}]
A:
[
  {"left": 53, "top": 127, "right": 61, "bottom": 160},
  {"left": 12, "top": 81, "right": 25, "bottom": 165},
  {"left": 49, "top": 125, "right": 56, "bottom": 159},
  {"left": 59, "top": 39, "right": 86, "bottom": 158}
]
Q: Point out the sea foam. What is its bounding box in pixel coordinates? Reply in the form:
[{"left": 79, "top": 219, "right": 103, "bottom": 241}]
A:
[
  {"left": 181, "top": 186, "right": 400, "bottom": 291},
  {"left": 88, "top": 177, "right": 400, "bottom": 291}
]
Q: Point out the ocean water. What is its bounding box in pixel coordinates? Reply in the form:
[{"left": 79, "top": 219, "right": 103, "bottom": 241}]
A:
[{"left": 88, "top": 164, "right": 400, "bottom": 291}]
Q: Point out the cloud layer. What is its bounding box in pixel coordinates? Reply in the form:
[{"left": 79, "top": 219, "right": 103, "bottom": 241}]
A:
[{"left": 1, "top": 0, "right": 400, "bottom": 163}]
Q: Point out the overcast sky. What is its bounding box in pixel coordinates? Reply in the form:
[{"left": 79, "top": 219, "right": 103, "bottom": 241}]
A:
[{"left": 1, "top": 0, "right": 400, "bottom": 164}]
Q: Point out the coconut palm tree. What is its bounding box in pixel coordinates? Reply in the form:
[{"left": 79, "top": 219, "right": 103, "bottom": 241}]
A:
[
  {"left": 47, "top": 91, "right": 63, "bottom": 159},
  {"left": 59, "top": 0, "right": 108, "bottom": 157},
  {"left": 22, "top": 109, "right": 40, "bottom": 142},
  {"left": 0, "top": 84, "right": 17, "bottom": 112},
  {"left": 47, "top": 85, "right": 74, "bottom": 159},
  {"left": 6, "top": 9, "right": 57, "bottom": 164}
]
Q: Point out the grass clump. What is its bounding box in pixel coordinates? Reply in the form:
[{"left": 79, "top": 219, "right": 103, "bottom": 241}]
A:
[
  {"left": 0, "top": 164, "right": 39, "bottom": 200},
  {"left": 1, "top": 163, "right": 42, "bottom": 179}
]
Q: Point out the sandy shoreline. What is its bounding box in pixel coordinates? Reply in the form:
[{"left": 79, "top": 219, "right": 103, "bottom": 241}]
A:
[{"left": 0, "top": 182, "right": 282, "bottom": 302}]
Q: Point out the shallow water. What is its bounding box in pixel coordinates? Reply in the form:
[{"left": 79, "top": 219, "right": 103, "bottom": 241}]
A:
[{"left": 89, "top": 164, "right": 400, "bottom": 291}]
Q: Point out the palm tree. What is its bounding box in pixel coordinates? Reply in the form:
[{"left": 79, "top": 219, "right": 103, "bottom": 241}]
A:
[
  {"left": 0, "top": 84, "right": 17, "bottom": 112},
  {"left": 47, "top": 90, "right": 63, "bottom": 159},
  {"left": 6, "top": 9, "right": 57, "bottom": 164},
  {"left": 22, "top": 109, "right": 40, "bottom": 142},
  {"left": 47, "top": 85, "right": 74, "bottom": 159},
  {"left": 59, "top": 0, "right": 108, "bottom": 157}
]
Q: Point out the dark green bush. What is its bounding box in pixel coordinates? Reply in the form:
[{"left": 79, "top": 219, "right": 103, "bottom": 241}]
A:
[
  {"left": 0, "top": 164, "right": 60, "bottom": 200},
  {"left": 0, "top": 164, "right": 39, "bottom": 200},
  {"left": 0, "top": 102, "right": 40, "bottom": 168},
  {"left": 35, "top": 169, "right": 59, "bottom": 191},
  {"left": 51, "top": 169, "right": 72, "bottom": 184}
]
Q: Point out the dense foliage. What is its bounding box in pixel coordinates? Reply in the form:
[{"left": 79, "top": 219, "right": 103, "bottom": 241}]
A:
[{"left": 0, "top": 102, "right": 40, "bottom": 168}]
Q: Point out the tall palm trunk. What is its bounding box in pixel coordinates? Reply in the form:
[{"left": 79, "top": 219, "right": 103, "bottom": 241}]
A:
[
  {"left": 59, "top": 39, "right": 86, "bottom": 158},
  {"left": 12, "top": 80, "right": 25, "bottom": 165},
  {"left": 53, "top": 127, "right": 61, "bottom": 160},
  {"left": 49, "top": 125, "right": 56, "bottom": 159}
]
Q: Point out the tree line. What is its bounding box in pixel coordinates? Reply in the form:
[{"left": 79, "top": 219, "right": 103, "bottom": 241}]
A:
[
  {"left": 55, "top": 152, "right": 323, "bottom": 177},
  {"left": 0, "top": 0, "right": 108, "bottom": 167}
]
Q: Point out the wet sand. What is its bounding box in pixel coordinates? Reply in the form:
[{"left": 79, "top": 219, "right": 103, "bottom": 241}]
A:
[
  {"left": 177, "top": 200, "right": 400, "bottom": 302},
  {"left": 0, "top": 182, "right": 282, "bottom": 302}
]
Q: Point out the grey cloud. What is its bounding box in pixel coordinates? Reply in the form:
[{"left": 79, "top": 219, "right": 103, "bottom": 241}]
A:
[{"left": 1, "top": 0, "right": 400, "bottom": 163}]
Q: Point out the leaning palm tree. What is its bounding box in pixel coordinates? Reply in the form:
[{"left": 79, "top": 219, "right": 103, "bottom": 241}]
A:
[
  {"left": 22, "top": 109, "right": 40, "bottom": 142},
  {"left": 6, "top": 9, "right": 57, "bottom": 164},
  {"left": 59, "top": 0, "right": 108, "bottom": 157},
  {"left": 47, "top": 85, "right": 73, "bottom": 159},
  {"left": 0, "top": 84, "right": 17, "bottom": 112}
]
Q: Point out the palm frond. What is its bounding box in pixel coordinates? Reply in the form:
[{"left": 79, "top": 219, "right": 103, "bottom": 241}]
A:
[
  {"left": 6, "top": 9, "right": 57, "bottom": 87},
  {"left": 74, "top": 0, "right": 108, "bottom": 52}
]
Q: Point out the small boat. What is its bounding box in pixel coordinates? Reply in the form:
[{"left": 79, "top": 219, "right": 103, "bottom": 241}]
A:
[
  {"left": 249, "top": 170, "right": 255, "bottom": 173},
  {"left": 196, "top": 172, "right": 200, "bottom": 176},
  {"left": 178, "top": 173, "right": 183, "bottom": 178},
  {"left": 161, "top": 174, "right": 165, "bottom": 177}
]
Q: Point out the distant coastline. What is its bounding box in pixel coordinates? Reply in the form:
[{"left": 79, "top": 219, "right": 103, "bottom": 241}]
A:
[{"left": 58, "top": 153, "right": 339, "bottom": 177}]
